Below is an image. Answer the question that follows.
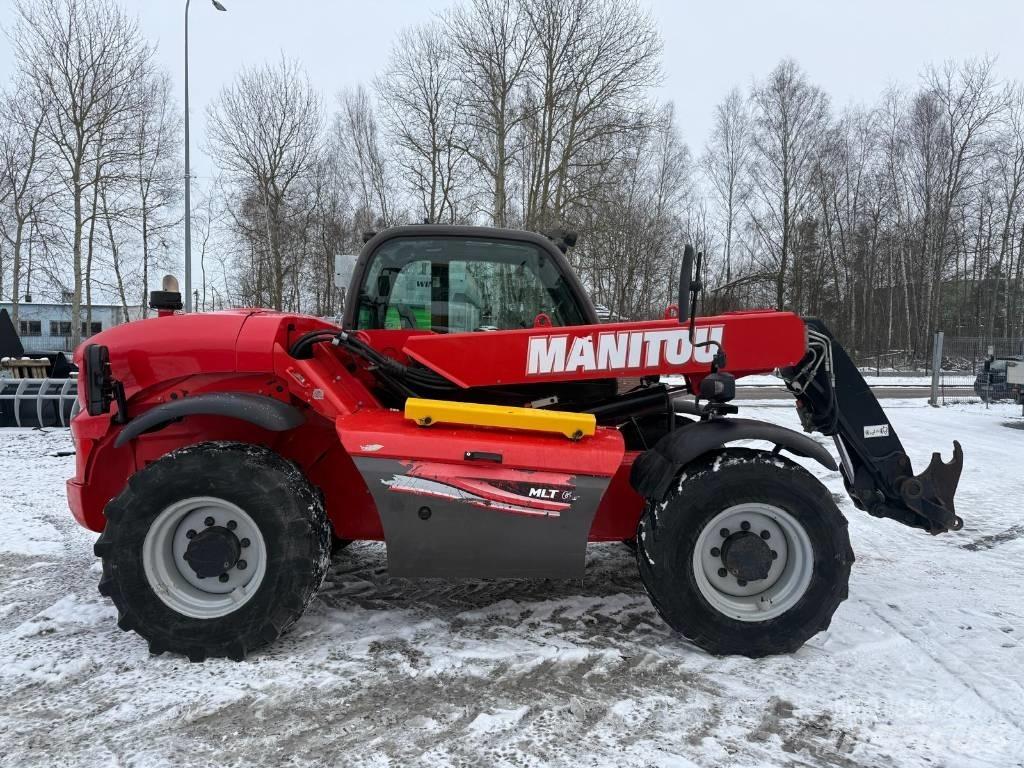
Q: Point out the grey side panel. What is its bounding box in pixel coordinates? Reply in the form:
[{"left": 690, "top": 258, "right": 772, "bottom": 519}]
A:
[
  {"left": 114, "top": 393, "right": 304, "bottom": 447},
  {"left": 631, "top": 417, "right": 838, "bottom": 500},
  {"left": 355, "top": 457, "right": 609, "bottom": 579}
]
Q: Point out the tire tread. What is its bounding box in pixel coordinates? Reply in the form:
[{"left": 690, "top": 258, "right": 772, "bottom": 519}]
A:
[
  {"left": 94, "top": 441, "right": 330, "bottom": 661},
  {"left": 636, "top": 448, "right": 854, "bottom": 657}
]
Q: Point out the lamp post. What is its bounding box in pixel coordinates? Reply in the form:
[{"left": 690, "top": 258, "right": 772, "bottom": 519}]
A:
[{"left": 184, "top": 0, "right": 227, "bottom": 313}]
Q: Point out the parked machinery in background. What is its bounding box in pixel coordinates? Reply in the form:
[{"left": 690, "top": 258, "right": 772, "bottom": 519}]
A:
[
  {"left": 0, "top": 308, "right": 79, "bottom": 428},
  {"left": 1006, "top": 359, "right": 1024, "bottom": 415},
  {"left": 975, "top": 354, "right": 1024, "bottom": 402}
]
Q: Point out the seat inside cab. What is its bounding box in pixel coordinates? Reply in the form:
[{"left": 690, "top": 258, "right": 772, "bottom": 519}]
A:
[{"left": 354, "top": 237, "right": 587, "bottom": 334}]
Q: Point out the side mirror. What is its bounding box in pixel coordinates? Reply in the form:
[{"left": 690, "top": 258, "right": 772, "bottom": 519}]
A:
[
  {"left": 677, "top": 244, "right": 695, "bottom": 315},
  {"left": 334, "top": 254, "right": 357, "bottom": 290}
]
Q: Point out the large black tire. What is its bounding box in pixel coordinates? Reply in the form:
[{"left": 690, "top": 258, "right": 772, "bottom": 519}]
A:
[
  {"left": 636, "top": 448, "right": 854, "bottom": 657},
  {"left": 94, "top": 442, "right": 331, "bottom": 661}
]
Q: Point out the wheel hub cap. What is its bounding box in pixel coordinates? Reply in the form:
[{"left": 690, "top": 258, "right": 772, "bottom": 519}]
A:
[
  {"left": 142, "top": 497, "right": 268, "bottom": 619},
  {"left": 692, "top": 502, "right": 815, "bottom": 622},
  {"left": 183, "top": 526, "right": 242, "bottom": 578},
  {"left": 720, "top": 531, "right": 773, "bottom": 582}
]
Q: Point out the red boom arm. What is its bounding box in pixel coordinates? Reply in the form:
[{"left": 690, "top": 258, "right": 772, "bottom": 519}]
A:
[{"left": 400, "top": 310, "right": 807, "bottom": 388}]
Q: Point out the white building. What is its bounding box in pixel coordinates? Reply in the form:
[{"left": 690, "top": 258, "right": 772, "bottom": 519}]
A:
[{"left": 0, "top": 301, "right": 141, "bottom": 353}]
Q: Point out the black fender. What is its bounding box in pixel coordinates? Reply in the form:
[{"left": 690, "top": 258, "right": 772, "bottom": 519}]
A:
[
  {"left": 113, "top": 393, "right": 304, "bottom": 448},
  {"left": 630, "top": 417, "right": 838, "bottom": 501}
]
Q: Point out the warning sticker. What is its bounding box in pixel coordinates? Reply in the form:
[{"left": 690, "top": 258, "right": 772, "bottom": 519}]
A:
[{"left": 863, "top": 424, "right": 890, "bottom": 438}]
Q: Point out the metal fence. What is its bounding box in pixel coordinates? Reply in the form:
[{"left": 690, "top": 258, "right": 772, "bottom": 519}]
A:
[{"left": 928, "top": 333, "right": 1024, "bottom": 405}]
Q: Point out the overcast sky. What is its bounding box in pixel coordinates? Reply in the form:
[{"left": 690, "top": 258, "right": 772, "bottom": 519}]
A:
[{"left": 2, "top": 0, "right": 1023, "bottom": 180}]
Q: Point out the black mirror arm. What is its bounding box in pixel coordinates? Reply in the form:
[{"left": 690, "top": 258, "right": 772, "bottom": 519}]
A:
[{"left": 687, "top": 251, "right": 727, "bottom": 373}]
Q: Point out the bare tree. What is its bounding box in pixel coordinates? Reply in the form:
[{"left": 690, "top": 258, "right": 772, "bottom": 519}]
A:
[
  {"left": 992, "top": 86, "right": 1024, "bottom": 337},
  {"left": 332, "top": 86, "right": 398, "bottom": 233},
  {"left": 0, "top": 79, "right": 52, "bottom": 325},
  {"left": 570, "top": 105, "right": 692, "bottom": 320},
  {"left": 206, "top": 56, "right": 323, "bottom": 310},
  {"left": 98, "top": 175, "right": 131, "bottom": 318},
  {"left": 133, "top": 72, "right": 183, "bottom": 317},
  {"left": 703, "top": 87, "right": 752, "bottom": 286},
  {"left": 189, "top": 177, "right": 224, "bottom": 312},
  {"left": 518, "top": 0, "right": 662, "bottom": 227},
  {"left": 449, "top": 0, "right": 533, "bottom": 226},
  {"left": 750, "top": 59, "right": 830, "bottom": 309},
  {"left": 921, "top": 58, "right": 1008, "bottom": 347},
  {"left": 12, "top": 0, "right": 153, "bottom": 347},
  {"left": 376, "top": 23, "right": 469, "bottom": 224}
]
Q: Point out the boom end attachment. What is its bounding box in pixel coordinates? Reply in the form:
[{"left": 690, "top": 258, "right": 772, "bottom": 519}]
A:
[
  {"left": 899, "top": 440, "right": 964, "bottom": 534},
  {"left": 785, "top": 318, "right": 965, "bottom": 535}
]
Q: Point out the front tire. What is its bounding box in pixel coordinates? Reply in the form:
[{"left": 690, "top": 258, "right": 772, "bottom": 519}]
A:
[
  {"left": 636, "top": 448, "right": 854, "bottom": 657},
  {"left": 94, "top": 442, "right": 331, "bottom": 661}
]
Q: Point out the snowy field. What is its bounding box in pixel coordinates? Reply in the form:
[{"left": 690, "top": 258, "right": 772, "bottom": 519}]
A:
[
  {"left": 664, "top": 373, "right": 935, "bottom": 388},
  {"left": 1, "top": 401, "right": 1023, "bottom": 767}
]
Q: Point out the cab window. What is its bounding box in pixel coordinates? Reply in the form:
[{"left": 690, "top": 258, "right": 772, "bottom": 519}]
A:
[{"left": 355, "top": 237, "right": 586, "bottom": 332}]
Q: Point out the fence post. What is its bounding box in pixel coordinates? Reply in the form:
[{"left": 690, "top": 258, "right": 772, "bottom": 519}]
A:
[{"left": 929, "top": 331, "right": 944, "bottom": 407}]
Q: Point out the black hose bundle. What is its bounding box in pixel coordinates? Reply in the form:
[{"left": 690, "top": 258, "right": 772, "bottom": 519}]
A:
[
  {"left": 331, "top": 331, "right": 456, "bottom": 394},
  {"left": 288, "top": 327, "right": 457, "bottom": 397},
  {"left": 288, "top": 329, "right": 339, "bottom": 359}
]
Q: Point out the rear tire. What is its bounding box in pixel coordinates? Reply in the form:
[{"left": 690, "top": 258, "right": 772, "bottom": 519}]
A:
[
  {"left": 94, "top": 442, "right": 331, "bottom": 661},
  {"left": 636, "top": 448, "right": 854, "bottom": 657}
]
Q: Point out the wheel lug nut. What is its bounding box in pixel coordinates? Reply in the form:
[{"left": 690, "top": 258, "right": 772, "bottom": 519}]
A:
[
  {"left": 240, "top": 538, "right": 250, "bottom": 548},
  {"left": 760, "top": 530, "right": 770, "bottom": 540},
  {"left": 719, "top": 528, "right": 729, "bottom": 538},
  {"left": 204, "top": 516, "right": 215, "bottom": 527},
  {"left": 186, "top": 529, "right": 197, "bottom": 539},
  {"left": 717, "top": 567, "right": 727, "bottom": 578},
  {"left": 737, "top": 579, "right": 748, "bottom": 587},
  {"left": 219, "top": 573, "right": 229, "bottom": 583},
  {"left": 741, "top": 521, "right": 751, "bottom": 531},
  {"left": 237, "top": 560, "right": 247, "bottom": 570},
  {"left": 770, "top": 550, "right": 778, "bottom": 559},
  {"left": 710, "top": 547, "right": 721, "bottom": 557},
  {"left": 227, "top": 520, "right": 237, "bottom": 531}
]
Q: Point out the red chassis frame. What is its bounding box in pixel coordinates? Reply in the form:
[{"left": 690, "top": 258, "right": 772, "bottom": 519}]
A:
[{"left": 67, "top": 308, "right": 808, "bottom": 544}]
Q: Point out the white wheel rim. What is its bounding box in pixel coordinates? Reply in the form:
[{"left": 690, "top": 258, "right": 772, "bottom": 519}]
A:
[
  {"left": 142, "top": 496, "right": 267, "bottom": 619},
  {"left": 691, "top": 503, "right": 814, "bottom": 622}
]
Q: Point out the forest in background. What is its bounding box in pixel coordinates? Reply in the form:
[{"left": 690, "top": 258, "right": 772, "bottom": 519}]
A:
[{"left": 2, "top": 0, "right": 1023, "bottom": 362}]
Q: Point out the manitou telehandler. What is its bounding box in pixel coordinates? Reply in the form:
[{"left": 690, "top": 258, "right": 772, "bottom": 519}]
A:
[{"left": 68, "top": 226, "right": 963, "bottom": 661}]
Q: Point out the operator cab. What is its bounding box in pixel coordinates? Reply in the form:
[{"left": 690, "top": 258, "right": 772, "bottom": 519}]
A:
[{"left": 339, "top": 226, "right": 598, "bottom": 333}]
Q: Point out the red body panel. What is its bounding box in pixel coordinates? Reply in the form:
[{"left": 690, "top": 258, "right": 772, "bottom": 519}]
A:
[
  {"left": 337, "top": 409, "right": 623, "bottom": 476},
  {"left": 66, "top": 307, "right": 807, "bottom": 546}
]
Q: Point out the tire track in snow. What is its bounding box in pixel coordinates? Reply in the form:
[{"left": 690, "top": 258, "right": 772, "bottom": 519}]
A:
[{"left": 864, "top": 603, "right": 1024, "bottom": 733}]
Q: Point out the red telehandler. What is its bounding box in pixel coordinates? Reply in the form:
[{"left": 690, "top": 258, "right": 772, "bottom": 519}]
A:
[{"left": 68, "top": 226, "right": 963, "bottom": 660}]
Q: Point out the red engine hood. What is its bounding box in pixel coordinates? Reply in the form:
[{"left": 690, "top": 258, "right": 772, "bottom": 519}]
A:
[{"left": 74, "top": 310, "right": 258, "bottom": 396}]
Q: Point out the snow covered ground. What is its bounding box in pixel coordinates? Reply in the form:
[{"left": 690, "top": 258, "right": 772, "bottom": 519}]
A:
[
  {"left": 664, "top": 373, "right": 934, "bottom": 388},
  {"left": 1, "top": 402, "right": 1023, "bottom": 767}
]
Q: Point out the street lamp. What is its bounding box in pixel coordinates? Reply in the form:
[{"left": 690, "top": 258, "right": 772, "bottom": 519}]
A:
[{"left": 184, "top": 0, "right": 227, "bottom": 313}]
